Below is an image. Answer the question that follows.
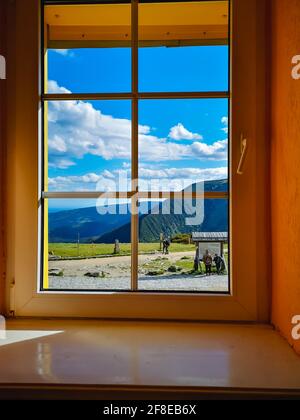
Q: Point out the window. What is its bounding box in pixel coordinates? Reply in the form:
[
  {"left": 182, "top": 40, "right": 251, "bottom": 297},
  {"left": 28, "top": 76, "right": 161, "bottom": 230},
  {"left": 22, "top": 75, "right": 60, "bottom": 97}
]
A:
[
  {"left": 9, "top": 0, "right": 269, "bottom": 320},
  {"left": 42, "top": 0, "right": 230, "bottom": 294}
]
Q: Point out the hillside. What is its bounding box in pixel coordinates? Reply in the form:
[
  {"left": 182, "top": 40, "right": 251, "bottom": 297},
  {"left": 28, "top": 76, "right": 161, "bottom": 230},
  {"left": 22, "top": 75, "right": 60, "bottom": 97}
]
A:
[
  {"left": 49, "top": 203, "right": 132, "bottom": 243},
  {"left": 49, "top": 179, "right": 228, "bottom": 244},
  {"left": 96, "top": 179, "right": 228, "bottom": 243},
  {"left": 49, "top": 201, "right": 160, "bottom": 243}
]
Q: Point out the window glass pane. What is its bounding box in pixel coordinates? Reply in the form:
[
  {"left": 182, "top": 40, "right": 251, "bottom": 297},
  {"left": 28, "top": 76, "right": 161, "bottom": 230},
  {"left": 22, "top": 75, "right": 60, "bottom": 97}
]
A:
[
  {"left": 138, "top": 198, "right": 229, "bottom": 293},
  {"left": 138, "top": 1, "right": 229, "bottom": 92},
  {"left": 45, "top": 199, "right": 131, "bottom": 291},
  {"left": 42, "top": 1, "right": 231, "bottom": 295},
  {"left": 45, "top": 3, "right": 131, "bottom": 93},
  {"left": 46, "top": 100, "right": 132, "bottom": 192},
  {"left": 138, "top": 99, "right": 229, "bottom": 192},
  {"left": 137, "top": 96, "right": 229, "bottom": 293}
]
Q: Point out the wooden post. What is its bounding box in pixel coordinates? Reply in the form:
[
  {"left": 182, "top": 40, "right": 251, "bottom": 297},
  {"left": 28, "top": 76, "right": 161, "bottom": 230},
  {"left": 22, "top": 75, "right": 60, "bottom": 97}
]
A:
[
  {"left": 77, "top": 232, "right": 80, "bottom": 257},
  {"left": 221, "top": 241, "right": 224, "bottom": 257},
  {"left": 197, "top": 243, "right": 203, "bottom": 274},
  {"left": 114, "top": 239, "right": 120, "bottom": 255},
  {"left": 160, "top": 233, "right": 164, "bottom": 251}
]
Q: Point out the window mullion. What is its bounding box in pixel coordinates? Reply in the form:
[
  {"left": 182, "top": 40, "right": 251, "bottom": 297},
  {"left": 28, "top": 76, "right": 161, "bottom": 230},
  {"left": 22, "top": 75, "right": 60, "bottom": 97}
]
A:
[
  {"left": 131, "top": 0, "right": 139, "bottom": 292},
  {"left": 42, "top": 92, "right": 229, "bottom": 102}
]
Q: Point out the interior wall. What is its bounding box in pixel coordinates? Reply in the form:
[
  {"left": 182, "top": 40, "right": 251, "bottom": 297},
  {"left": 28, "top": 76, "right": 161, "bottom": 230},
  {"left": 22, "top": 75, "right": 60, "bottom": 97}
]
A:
[
  {"left": 271, "top": 0, "right": 300, "bottom": 354},
  {"left": 0, "top": 0, "right": 7, "bottom": 315}
]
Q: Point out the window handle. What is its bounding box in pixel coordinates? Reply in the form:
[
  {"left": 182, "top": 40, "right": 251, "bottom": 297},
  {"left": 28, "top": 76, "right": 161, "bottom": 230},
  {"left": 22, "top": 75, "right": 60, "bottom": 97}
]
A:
[{"left": 237, "top": 134, "right": 248, "bottom": 175}]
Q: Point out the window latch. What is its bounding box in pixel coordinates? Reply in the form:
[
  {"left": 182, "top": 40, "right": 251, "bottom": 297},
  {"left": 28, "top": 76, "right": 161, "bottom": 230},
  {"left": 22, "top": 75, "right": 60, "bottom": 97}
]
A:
[{"left": 237, "top": 134, "right": 248, "bottom": 175}]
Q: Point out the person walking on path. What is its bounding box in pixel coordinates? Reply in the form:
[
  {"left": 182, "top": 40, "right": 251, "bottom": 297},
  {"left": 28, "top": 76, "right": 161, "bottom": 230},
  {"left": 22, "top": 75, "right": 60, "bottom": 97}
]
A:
[{"left": 162, "top": 238, "right": 171, "bottom": 255}]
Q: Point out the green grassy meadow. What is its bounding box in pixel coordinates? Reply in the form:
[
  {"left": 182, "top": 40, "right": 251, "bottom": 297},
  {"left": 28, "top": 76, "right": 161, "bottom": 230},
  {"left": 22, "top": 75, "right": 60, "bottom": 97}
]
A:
[{"left": 49, "top": 242, "right": 196, "bottom": 259}]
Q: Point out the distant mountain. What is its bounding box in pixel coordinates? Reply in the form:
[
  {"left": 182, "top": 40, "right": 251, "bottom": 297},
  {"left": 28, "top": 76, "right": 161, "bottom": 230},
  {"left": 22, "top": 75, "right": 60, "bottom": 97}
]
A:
[
  {"left": 49, "top": 201, "right": 160, "bottom": 243},
  {"left": 49, "top": 204, "right": 132, "bottom": 243},
  {"left": 97, "top": 180, "right": 228, "bottom": 244},
  {"left": 49, "top": 180, "right": 228, "bottom": 244}
]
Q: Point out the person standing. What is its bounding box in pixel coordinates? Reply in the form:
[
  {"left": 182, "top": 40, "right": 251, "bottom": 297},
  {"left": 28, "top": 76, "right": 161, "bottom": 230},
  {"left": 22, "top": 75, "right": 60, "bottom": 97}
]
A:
[
  {"left": 203, "top": 250, "right": 213, "bottom": 276},
  {"left": 214, "top": 254, "right": 222, "bottom": 275},
  {"left": 214, "top": 254, "right": 226, "bottom": 275}
]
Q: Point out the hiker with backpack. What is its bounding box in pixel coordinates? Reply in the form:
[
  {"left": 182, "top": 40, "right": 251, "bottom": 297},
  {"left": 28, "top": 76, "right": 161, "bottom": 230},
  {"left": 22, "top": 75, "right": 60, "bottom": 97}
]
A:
[{"left": 162, "top": 238, "right": 171, "bottom": 255}]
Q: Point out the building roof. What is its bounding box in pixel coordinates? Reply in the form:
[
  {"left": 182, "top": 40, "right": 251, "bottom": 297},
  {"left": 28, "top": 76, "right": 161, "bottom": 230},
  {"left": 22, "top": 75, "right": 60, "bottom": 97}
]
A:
[{"left": 192, "top": 232, "right": 228, "bottom": 242}]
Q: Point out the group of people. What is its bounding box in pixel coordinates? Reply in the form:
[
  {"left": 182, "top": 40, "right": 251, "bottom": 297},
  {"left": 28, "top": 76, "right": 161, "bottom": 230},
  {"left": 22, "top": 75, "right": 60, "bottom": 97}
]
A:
[
  {"left": 161, "top": 236, "right": 226, "bottom": 276},
  {"left": 194, "top": 250, "right": 226, "bottom": 276}
]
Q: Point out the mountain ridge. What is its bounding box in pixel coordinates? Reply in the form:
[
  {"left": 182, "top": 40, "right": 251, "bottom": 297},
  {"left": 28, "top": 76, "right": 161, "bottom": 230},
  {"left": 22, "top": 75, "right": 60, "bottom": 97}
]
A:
[{"left": 49, "top": 179, "right": 228, "bottom": 243}]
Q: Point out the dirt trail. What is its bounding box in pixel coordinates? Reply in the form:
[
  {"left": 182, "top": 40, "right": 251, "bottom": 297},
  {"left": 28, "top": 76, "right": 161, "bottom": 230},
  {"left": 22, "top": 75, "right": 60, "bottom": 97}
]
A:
[{"left": 49, "top": 251, "right": 195, "bottom": 277}]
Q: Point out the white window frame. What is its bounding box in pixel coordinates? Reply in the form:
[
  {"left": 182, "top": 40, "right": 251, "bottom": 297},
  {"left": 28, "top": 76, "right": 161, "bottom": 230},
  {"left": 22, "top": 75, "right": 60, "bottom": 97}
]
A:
[{"left": 5, "top": 0, "right": 271, "bottom": 321}]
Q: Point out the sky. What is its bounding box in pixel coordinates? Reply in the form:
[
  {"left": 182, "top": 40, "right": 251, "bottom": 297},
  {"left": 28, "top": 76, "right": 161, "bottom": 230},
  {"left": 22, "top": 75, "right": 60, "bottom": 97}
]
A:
[{"left": 47, "top": 45, "right": 229, "bottom": 209}]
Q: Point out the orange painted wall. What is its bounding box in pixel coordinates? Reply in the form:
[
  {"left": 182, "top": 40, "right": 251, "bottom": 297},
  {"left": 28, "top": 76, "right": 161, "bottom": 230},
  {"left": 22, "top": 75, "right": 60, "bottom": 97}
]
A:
[
  {"left": 271, "top": 0, "right": 300, "bottom": 354},
  {"left": 0, "top": 1, "right": 7, "bottom": 315}
]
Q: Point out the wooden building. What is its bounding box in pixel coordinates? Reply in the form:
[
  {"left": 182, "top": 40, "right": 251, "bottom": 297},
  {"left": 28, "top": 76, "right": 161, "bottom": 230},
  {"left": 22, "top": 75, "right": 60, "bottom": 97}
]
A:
[{"left": 192, "top": 232, "right": 228, "bottom": 259}]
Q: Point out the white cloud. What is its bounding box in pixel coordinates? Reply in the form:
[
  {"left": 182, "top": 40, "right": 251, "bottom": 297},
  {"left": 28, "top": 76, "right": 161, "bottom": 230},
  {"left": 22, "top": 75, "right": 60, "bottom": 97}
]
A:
[
  {"left": 52, "top": 49, "right": 74, "bottom": 57},
  {"left": 191, "top": 139, "right": 228, "bottom": 160},
  {"left": 47, "top": 81, "right": 228, "bottom": 168},
  {"left": 49, "top": 173, "right": 102, "bottom": 189},
  {"left": 221, "top": 117, "right": 228, "bottom": 125},
  {"left": 138, "top": 167, "right": 227, "bottom": 180},
  {"left": 49, "top": 166, "right": 228, "bottom": 192},
  {"left": 48, "top": 135, "right": 68, "bottom": 153},
  {"left": 49, "top": 158, "right": 76, "bottom": 169},
  {"left": 138, "top": 167, "right": 228, "bottom": 191},
  {"left": 169, "top": 123, "right": 203, "bottom": 141},
  {"left": 221, "top": 116, "right": 229, "bottom": 134},
  {"left": 101, "top": 170, "right": 116, "bottom": 179},
  {"left": 48, "top": 80, "right": 71, "bottom": 95}
]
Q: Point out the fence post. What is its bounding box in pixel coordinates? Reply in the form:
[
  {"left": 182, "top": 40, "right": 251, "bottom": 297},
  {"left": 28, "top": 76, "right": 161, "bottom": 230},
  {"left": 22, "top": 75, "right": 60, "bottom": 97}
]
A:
[{"left": 114, "top": 239, "right": 120, "bottom": 254}]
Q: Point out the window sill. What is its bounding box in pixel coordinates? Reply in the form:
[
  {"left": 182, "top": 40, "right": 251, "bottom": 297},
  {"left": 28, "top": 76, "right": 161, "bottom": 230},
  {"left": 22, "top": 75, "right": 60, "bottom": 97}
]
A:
[{"left": 0, "top": 319, "right": 299, "bottom": 398}]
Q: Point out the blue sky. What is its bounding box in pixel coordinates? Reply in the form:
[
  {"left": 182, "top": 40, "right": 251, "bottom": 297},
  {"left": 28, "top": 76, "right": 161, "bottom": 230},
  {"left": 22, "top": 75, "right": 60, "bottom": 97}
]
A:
[{"left": 47, "top": 46, "right": 229, "bottom": 208}]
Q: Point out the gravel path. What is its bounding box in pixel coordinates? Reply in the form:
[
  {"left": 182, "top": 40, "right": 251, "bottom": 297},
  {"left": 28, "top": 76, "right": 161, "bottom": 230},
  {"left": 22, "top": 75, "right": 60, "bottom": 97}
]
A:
[
  {"left": 49, "top": 273, "right": 228, "bottom": 292},
  {"left": 138, "top": 273, "right": 228, "bottom": 292},
  {"left": 49, "top": 251, "right": 228, "bottom": 292},
  {"left": 49, "top": 251, "right": 195, "bottom": 276}
]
